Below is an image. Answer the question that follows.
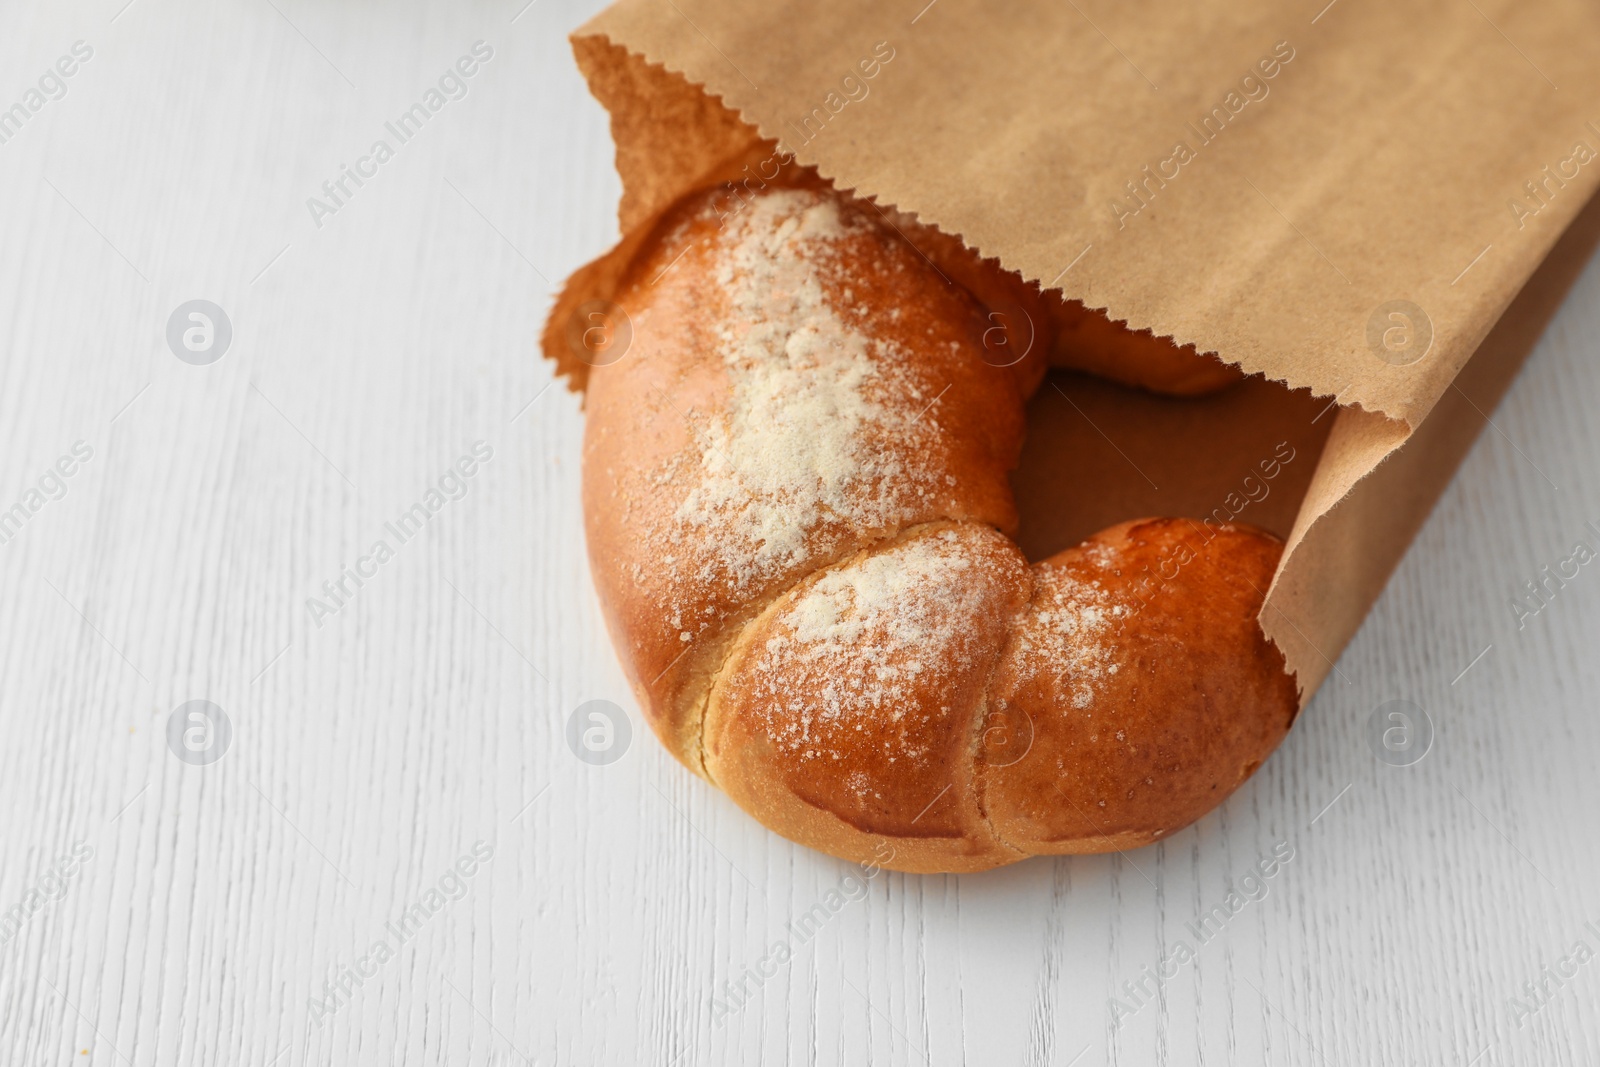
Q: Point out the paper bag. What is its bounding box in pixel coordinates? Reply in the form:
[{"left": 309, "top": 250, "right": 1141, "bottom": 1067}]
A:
[{"left": 544, "top": 0, "right": 1600, "bottom": 703}]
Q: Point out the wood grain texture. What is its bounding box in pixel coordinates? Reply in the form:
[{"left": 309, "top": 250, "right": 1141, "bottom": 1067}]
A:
[{"left": 1, "top": 1, "right": 1598, "bottom": 1064}]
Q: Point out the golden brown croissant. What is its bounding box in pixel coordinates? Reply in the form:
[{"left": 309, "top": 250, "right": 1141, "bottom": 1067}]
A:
[{"left": 580, "top": 179, "right": 1297, "bottom": 872}]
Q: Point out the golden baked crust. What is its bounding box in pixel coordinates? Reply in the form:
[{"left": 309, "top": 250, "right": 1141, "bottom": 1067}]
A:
[
  {"left": 584, "top": 183, "right": 1030, "bottom": 773},
  {"left": 706, "top": 522, "right": 1030, "bottom": 873},
  {"left": 580, "top": 179, "right": 1295, "bottom": 871},
  {"left": 978, "top": 519, "right": 1297, "bottom": 856}
]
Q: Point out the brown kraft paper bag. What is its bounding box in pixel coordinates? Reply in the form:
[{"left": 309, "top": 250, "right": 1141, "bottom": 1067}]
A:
[{"left": 543, "top": 0, "right": 1600, "bottom": 705}]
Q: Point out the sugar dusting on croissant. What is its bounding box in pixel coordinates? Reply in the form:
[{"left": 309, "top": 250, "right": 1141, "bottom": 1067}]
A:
[{"left": 581, "top": 179, "right": 1296, "bottom": 872}]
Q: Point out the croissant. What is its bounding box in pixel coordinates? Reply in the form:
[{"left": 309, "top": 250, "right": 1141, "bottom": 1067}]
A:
[{"left": 579, "top": 177, "right": 1298, "bottom": 873}]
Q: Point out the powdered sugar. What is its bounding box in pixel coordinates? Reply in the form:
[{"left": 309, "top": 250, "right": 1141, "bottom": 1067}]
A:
[
  {"left": 670, "top": 189, "right": 935, "bottom": 594},
  {"left": 770, "top": 530, "right": 974, "bottom": 693},
  {"left": 1010, "top": 563, "right": 1124, "bottom": 712},
  {"left": 740, "top": 529, "right": 1001, "bottom": 762}
]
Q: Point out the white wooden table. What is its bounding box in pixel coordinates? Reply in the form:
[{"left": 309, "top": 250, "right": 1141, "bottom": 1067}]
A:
[{"left": 3, "top": 1, "right": 1599, "bottom": 1063}]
